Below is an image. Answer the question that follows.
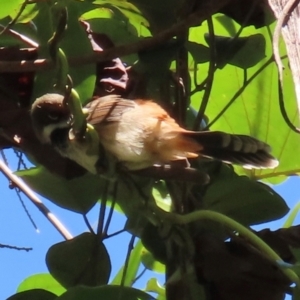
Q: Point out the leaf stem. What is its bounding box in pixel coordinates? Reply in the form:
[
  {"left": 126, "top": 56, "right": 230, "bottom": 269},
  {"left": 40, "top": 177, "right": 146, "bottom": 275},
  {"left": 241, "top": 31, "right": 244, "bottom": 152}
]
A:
[{"left": 152, "top": 206, "right": 300, "bottom": 286}]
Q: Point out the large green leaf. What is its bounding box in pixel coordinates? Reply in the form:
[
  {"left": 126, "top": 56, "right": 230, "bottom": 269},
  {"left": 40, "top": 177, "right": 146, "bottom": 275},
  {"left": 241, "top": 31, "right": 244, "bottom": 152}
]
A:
[
  {"left": 46, "top": 233, "right": 111, "bottom": 288},
  {"left": 16, "top": 167, "right": 104, "bottom": 213},
  {"left": 189, "top": 15, "right": 300, "bottom": 183},
  {"left": 7, "top": 289, "right": 56, "bottom": 300},
  {"left": 129, "top": 0, "right": 182, "bottom": 32},
  {"left": 0, "top": 0, "right": 23, "bottom": 19},
  {"left": 17, "top": 273, "right": 65, "bottom": 296},
  {"left": 57, "top": 285, "right": 155, "bottom": 300},
  {"left": 93, "top": 0, "right": 149, "bottom": 27},
  {"left": 202, "top": 163, "right": 289, "bottom": 226}
]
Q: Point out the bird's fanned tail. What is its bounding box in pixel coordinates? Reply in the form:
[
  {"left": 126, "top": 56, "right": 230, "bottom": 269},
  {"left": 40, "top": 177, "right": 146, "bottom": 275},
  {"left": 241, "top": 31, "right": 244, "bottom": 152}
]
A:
[{"left": 182, "top": 131, "right": 278, "bottom": 169}]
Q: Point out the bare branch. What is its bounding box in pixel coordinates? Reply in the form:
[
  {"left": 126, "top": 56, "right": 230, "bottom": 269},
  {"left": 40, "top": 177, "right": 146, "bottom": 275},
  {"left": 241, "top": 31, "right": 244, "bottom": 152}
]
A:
[{"left": 0, "top": 160, "right": 73, "bottom": 240}]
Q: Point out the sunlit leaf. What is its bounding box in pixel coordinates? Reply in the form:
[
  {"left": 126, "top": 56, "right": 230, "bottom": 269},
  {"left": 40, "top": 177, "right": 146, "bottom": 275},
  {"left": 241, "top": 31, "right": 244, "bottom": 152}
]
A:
[
  {"left": 145, "top": 278, "right": 165, "bottom": 299},
  {"left": 0, "top": 0, "right": 23, "bottom": 19},
  {"left": 141, "top": 248, "right": 165, "bottom": 273},
  {"left": 17, "top": 273, "right": 65, "bottom": 296},
  {"left": 190, "top": 15, "right": 300, "bottom": 183},
  {"left": 57, "top": 285, "right": 155, "bottom": 300},
  {"left": 111, "top": 240, "right": 143, "bottom": 286}
]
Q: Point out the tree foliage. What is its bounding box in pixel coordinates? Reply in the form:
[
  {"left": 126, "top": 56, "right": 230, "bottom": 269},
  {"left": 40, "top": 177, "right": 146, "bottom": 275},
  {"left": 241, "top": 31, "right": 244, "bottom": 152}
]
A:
[{"left": 1, "top": 0, "right": 300, "bottom": 299}]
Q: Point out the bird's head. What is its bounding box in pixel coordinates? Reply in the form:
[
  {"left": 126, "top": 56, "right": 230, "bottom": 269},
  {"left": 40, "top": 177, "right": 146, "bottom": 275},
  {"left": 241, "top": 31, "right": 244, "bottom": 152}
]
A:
[{"left": 31, "top": 93, "right": 73, "bottom": 145}]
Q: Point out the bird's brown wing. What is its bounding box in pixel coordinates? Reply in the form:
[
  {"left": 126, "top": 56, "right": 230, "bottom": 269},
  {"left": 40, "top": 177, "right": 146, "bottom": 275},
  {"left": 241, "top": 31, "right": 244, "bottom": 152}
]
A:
[{"left": 85, "top": 95, "right": 136, "bottom": 125}]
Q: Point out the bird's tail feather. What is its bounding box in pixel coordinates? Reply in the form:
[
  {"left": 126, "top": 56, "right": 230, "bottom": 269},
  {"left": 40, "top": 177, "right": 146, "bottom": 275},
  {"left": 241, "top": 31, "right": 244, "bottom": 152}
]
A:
[{"left": 182, "top": 131, "right": 278, "bottom": 169}]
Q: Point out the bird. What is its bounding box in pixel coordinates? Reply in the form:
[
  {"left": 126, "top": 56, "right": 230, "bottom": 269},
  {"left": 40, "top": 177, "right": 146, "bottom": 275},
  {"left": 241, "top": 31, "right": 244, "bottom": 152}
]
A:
[{"left": 30, "top": 93, "right": 278, "bottom": 175}]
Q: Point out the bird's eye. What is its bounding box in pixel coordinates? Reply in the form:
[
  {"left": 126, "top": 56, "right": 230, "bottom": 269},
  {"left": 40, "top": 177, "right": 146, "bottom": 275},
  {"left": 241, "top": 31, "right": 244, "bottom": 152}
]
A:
[{"left": 48, "top": 112, "right": 59, "bottom": 120}]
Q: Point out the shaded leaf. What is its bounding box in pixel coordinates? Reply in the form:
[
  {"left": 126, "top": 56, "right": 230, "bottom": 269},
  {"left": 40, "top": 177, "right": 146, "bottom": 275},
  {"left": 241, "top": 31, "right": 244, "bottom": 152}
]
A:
[
  {"left": 205, "top": 33, "right": 266, "bottom": 69},
  {"left": 17, "top": 273, "right": 66, "bottom": 296},
  {"left": 57, "top": 285, "right": 155, "bottom": 300},
  {"left": 141, "top": 222, "right": 167, "bottom": 264},
  {"left": 46, "top": 233, "right": 111, "bottom": 288},
  {"left": 16, "top": 167, "right": 104, "bottom": 213},
  {"left": 186, "top": 41, "right": 210, "bottom": 64},
  {"left": 93, "top": 0, "right": 149, "bottom": 27},
  {"left": 194, "top": 233, "right": 290, "bottom": 300},
  {"left": 293, "top": 286, "right": 300, "bottom": 300},
  {"left": 7, "top": 289, "right": 56, "bottom": 300},
  {"left": 202, "top": 164, "right": 289, "bottom": 226},
  {"left": 258, "top": 225, "right": 300, "bottom": 263},
  {"left": 129, "top": 0, "right": 182, "bottom": 32}
]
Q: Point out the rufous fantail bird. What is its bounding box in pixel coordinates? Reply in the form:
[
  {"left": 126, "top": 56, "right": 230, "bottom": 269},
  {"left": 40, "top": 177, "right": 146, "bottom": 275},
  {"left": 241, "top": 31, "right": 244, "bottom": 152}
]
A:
[{"left": 30, "top": 94, "right": 278, "bottom": 174}]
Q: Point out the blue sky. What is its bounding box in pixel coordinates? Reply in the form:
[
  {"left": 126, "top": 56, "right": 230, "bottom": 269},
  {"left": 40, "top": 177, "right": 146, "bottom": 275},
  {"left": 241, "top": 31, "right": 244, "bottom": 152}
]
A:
[{"left": 1, "top": 149, "right": 299, "bottom": 299}]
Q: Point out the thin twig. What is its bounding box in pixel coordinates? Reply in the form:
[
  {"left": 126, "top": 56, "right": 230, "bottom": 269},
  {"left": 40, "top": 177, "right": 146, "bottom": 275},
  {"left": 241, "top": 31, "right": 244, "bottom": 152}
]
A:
[
  {"left": 103, "top": 181, "right": 118, "bottom": 237},
  {"left": 193, "top": 16, "right": 216, "bottom": 130},
  {"left": 0, "top": 0, "right": 231, "bottom": 73},
  {"left": 278, "top": 77, "right": 300, "bottom": 133},
  {"left": 132, "top": 267, "right": 147, "bottom": 285},
  {"left": 272, "top": 0, "right": 300, "bottom": 81},
  {"left": 0, "top": 25, "right": 38, "bottom": 48},
  {"left": 97, "top": 181, "right": 109, "bottom": 237},
  {"left": 0, "top": 0, "right": 30, "bottom": 36},
  {"left": 0, "top": 160, "right": 72, "bottom": 240},
  {"left": 83, "top": 214, "right": 95, "bottom": 234},
  {"left": 1, "top": 150, "right": 38, "bottom": 231},
  {"left": 15, "top": 188, "right": 39, "bottom": 232},
  {"left": 121, "top": 234, "right": 136, "bottom": 287},
  {"left": 0, "top": 243, "right": 32, "bottom": 251},
  {"left": 104, "top": 228, "right": 126, "bottom": 239}
]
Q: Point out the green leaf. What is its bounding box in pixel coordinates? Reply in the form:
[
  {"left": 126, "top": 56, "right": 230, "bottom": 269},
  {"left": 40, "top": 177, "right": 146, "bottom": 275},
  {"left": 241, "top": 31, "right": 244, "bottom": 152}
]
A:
[
  {"left": 141, "top": 247, "right": 165, "bottom": 273},
  {"left": 17, "top": 273, "right": 66, "bottom": 296},
  {"left": 16, "top": 167, "right": 105, "bottom": 213},
  {"left": 10, "top": 2, "right": 39, "bottom": 23},
  {"left": 57, "top": 285, "right": 155, "bottom": 300},
  {"left": 7, "top": 289, "right": 56, "bottom": 300},
  {"left": 93, "top": 0, "right": 149, "bottom": 27},
  {"left": 111, "top": 240, "right": 143, "bottom": 286},
  {"left": 129, "top": 0, "right": 182, "bottom": 31},
  {"left": 190, "top": 15, "right": 300, "bottom": 182},
  {"left": 293, "top": 287, "right": 300, "bottom": 300},
  {"left": 202, "top": 164, "right": 289, "bottom": 226},
  {"left": 81, "top": 14, "right": 139, "bottom": 64},
  {"left": 145, "top": 278, "right": 165, "bottom": 299},
  {"left": 141, "top": 223, "right": 167, "bottom": 264},
  {"left": 46, "top": 233, "right": 111, "bottom": 288},
  {"left": 0, "top": 0, "right": 23, "bottom": 20},
  {"left": 186, "top": 41, "right": 210, "bottom": 64},
  {"left": 205, "top": 33, "right": 266, "bottom": 69},
  {"left": 60, "top": 2, "right": 96, "bottom": 102}
]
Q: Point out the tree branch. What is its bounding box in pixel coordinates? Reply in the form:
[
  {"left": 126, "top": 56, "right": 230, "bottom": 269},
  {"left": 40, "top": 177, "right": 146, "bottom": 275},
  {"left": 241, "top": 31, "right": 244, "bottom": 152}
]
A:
[
  {"left": 0, "top": 160, "right": 73, "bottom": 240},
  {"left": 0, "top": 0, "right": 231, "bottom": 73}
]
